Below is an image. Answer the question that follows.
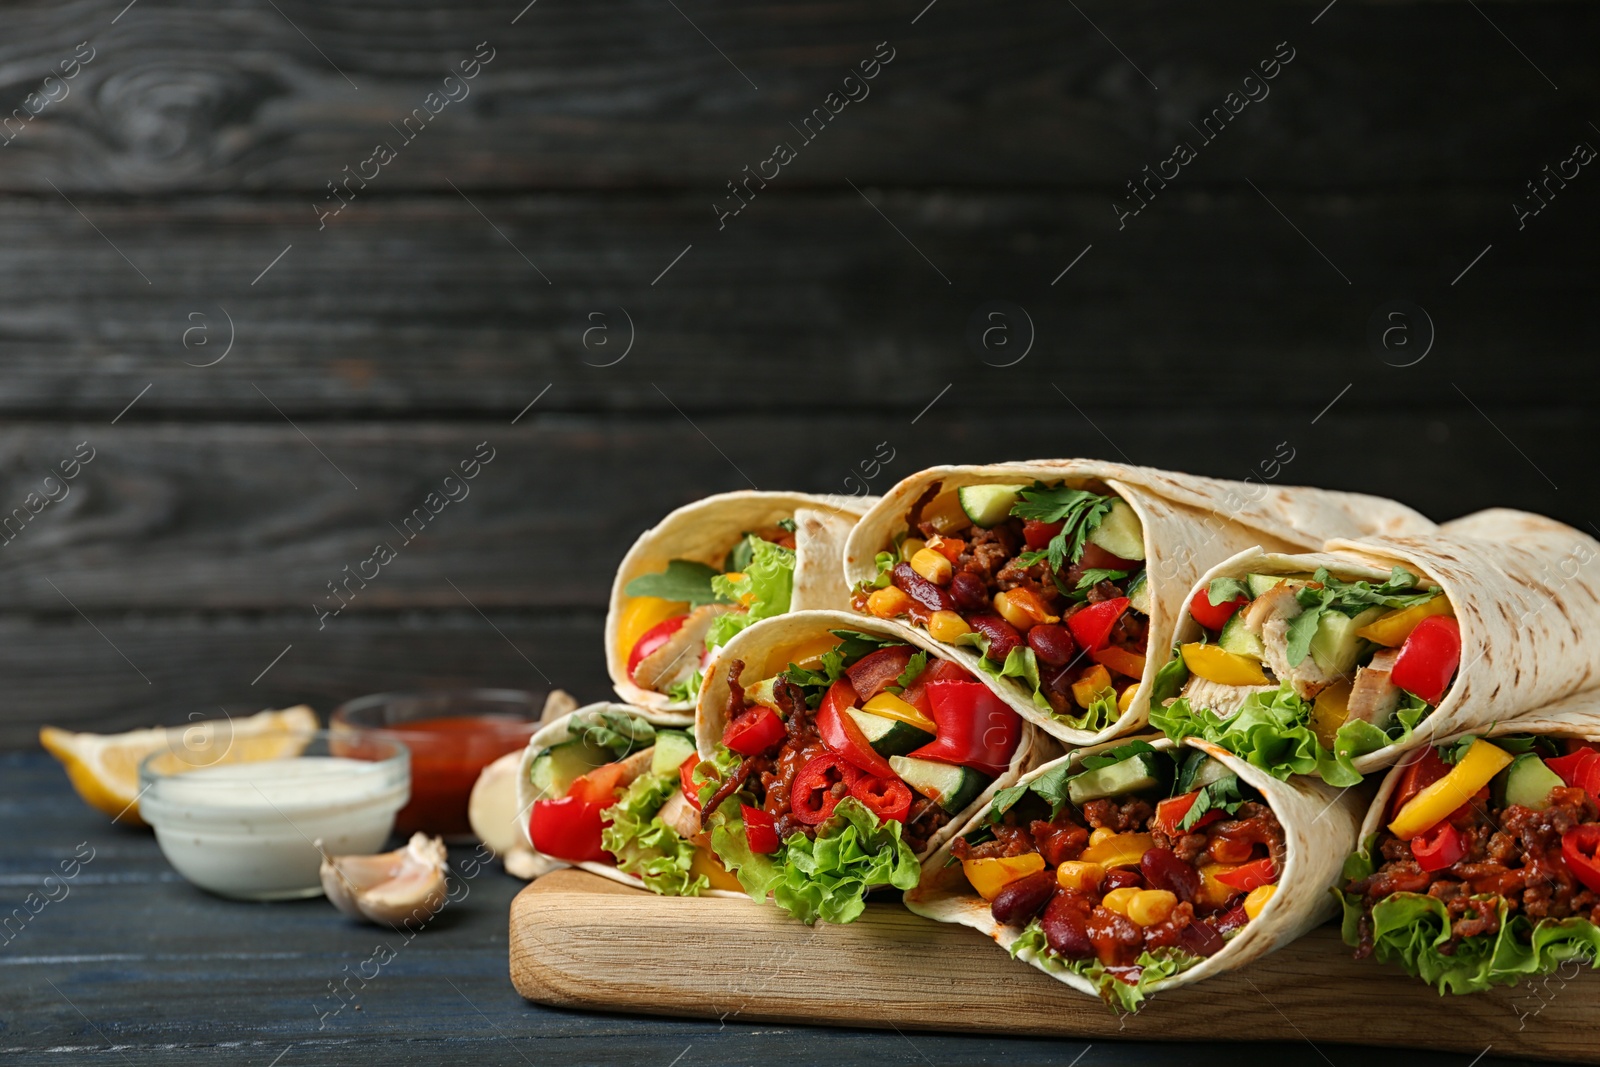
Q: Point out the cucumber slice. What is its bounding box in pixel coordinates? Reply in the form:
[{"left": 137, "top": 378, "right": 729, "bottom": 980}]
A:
[
  {"left": 1067, "top": 752, "right": 1163, "bottom": 806},
  {"left": 650, "top": 730, "right": 697, "bottom": 777},
  {"left": 890, "top": 755, "right": 989, "bottom": 813},
  {"left": 1503, "top": 753, "right": 1563, "bottom": 811},
  {"left": 1087, "top": 500, "right": 1145, "bottom": 560},
  {"left": 528, "top": 738, "right": 610, "bottom": 799},
  {"left": 957, "top": 484, "right": 1026, "bottom": 529},
  {"left": 1308, "top": 606, "right": 1386, "bottom": 677},
  {"left": 1217, "top": 611, "right": 1264, "bottom": 660},
  {"left": 1127, "top": 570, "right": 1152, "bottom": 616},
  {"left": 1176, "top": 752, "right": 1233, "bottom": 795},
  {"left": 847, "top": 707, "right": 935, "bottom": 758}
]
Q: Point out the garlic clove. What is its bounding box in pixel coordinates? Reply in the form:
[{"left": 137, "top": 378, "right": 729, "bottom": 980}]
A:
[
  {"left": 319, "top": 832, "right": 449, "bottom": 927},
  {"left": 467, "top": 751, "right": 525, "bottom": 858}
]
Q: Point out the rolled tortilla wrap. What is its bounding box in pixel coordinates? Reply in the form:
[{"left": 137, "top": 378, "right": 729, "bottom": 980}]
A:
[
  {"left": 608, "top": 491, "right": 872, "bottom": 712},
  {"left": 1153, "top": 508, "right": 1600, "bottom": 784},
  {"left": 514, "top": 702, "right": 744, "bottom": 897},
  {"left": 695, "top": 610, "right": 1057, "bottom": 923},
  {"left": 1339, "top": 688, "right": 1600, "bottom": 993},
  {"left": 841, "top": 461, "right": 1433, "bottom": 747},
  {"left": 903, "top": 734, "right": 1365, "bottom": 1011}
]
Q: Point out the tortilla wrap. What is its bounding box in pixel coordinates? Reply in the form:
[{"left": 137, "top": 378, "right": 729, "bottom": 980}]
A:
[
  {"left": 608, "top": 491, "right": 873, "bottom": 712},
  {"left": 841, "top": 461, "right": 1434, "bottom": 746},
  {"left": 513, "top": 702, "right": 743, "bottom": 897},
  {"left": 695, "top": 609, "right": 1059, "bottom": 863},
  {"left": 903, "top": 734, "right": 1365, "bottom": 1005}
]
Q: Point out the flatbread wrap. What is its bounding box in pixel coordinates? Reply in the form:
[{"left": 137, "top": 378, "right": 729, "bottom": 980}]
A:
[
  {"left": 609, "top": 491, "right": 871, "bottom": 712},
  {"left": 693, "top": 610, "right": 1053, "bottom": 924},
  {"left": 1151, "top": 509, "right": 1600, "bottom": 784},
  {"left": 1338, "top": 689, "right": 1600, "bottom": 993},
  {"left": 904, "top": 733, "right": 1364, "bottom": 1011},
  {"left": 514, "top": 702, "right": 745, "bottom": 897},
  {"left": 841, "top": 461, "right": 1433, "bottom": 746}
]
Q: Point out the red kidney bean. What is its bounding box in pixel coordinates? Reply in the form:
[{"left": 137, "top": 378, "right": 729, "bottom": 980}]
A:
[
  {"left": 1026, "top": 623, "right": 1076, "bottom": 667},
  {"left": 949, "top": 571, "right": 990, "bottom": 613},
  {"left": 1102, "top": 868, "right": 1144, "bottom": 892},
  {"left": 1176, "top": 918, "right": 1227, "bottom": 957},
  {"left": 891, "top": 562, "right": 955, "bottom": 613},
  {"left": 1043, "top": 664, "right": 1076, "bottom": 697},
  {"left": 989, "top": 870, "right": 1056, "bottom": 927},
  {"left": 968, "top": 613, "right": 1022, "bottom": 661},
  {"left": 1140, "top": 847, "right": 1200, "bottom": 904},
  {"left": 1212, "top": 904, "right": 1249, "bottom": 934},
  {"left": 1040, "top": 890, "right": 1095, "bottom": 959}
]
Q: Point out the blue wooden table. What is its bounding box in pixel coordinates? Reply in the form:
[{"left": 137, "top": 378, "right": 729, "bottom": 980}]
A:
[{"left": 0, "top": 751, "right": 1547, "bottom": 1066}]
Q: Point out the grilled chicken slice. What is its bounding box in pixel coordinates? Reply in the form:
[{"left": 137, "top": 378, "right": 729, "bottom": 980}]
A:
[
  {"left": 658, "top": 788, "right": 702, "bottom": 841},
  {"left": 1180, "top": 677, "right": 1280, "bottom": 720},
  {"left": 1347, "top": 648, "right": 1405, "bottom": 728},
  {"left": 631, "top": 604, "right": 733, "bottom": 692},
  {"left": 1243, "top": 582, "right": 1340, "bottom": 699}
]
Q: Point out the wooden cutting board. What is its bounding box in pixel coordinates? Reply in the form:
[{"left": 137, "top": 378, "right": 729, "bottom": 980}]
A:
[{"left": 510, "top": 869, "right": 1596, "bottom": 1063}]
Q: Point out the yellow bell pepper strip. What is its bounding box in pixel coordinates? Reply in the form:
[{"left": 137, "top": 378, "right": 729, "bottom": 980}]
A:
[
  {"left": 691, "top": 847, "right": 746, "bottom": 893},
  {"left": 1181, "top": 642, "right": 1271, "bottom": 686},
  {"left": 962, "top": 853, "right": 1045, "bottom": 900},
  {"left": 1356, "top": 595, "right": 1455, "bottom": 647},
  {"left": 1388, "top": 739, "right": 1514, "bottom": 839},
  {"left": 862, "top": 691, "right": 939, "bottom": 734},
  {"left": 1196, "top": 863, "right": 1240, "bottom": 909},
  {"left": 1309, "top": 680, "right": 1352, "bottom": 749},
  {"left": 1071, "top": 665, "right": 1114, "bottom": 709},
  {"left": 616, "top": 595, "right": 689, "bottom": 663},
  {"left": 1079, "top": 831, "right": 1154, "bottom": 869}
]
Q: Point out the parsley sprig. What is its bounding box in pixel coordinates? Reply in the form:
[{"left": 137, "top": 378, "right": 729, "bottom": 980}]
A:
[{"left": 1009, "top": 483, "right": 1116, "bottom": 576}]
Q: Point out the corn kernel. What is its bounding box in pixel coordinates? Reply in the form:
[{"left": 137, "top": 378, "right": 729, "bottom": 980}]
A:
[
  {"left": 1117, "top": 684, "right": 1139, "bottom": 713},
  {"left": 1088, "top": 826, "right": 1117, "bottom": 848},
  {"left": 1100, "top": 887, "right": 1141, "bottom": 917},
  {"left": 991, "top": 591, "right": 1034, "bottom": 631},
  {"left": 867, "top": 586, "right": 913, "bottom": 620},
  {"left": 1055, "top": 861, "right": 1105, "bottom": 894},
  {"left": 1243, "top": 883, "right": 1277, "bottom": 920},
  {"left": 909, "top": 548, "right": 954, "bottom": 586},
  {"left": 898, "top": 537, "right": 926, "bottom": 563},
  {"left": 927, "top": 610, "right": 972, "bottom": 643},
  {"left": 1071, "top": 664, "right": 1114, "bottom": 710},
  {"left": 1126, "top": 889, "right": 1177, "bottom": 927}
]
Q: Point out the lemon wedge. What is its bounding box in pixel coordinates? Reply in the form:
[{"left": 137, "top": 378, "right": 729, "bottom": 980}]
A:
[{"left": 39, "top": 705, "right": 318, "bottom": 825}]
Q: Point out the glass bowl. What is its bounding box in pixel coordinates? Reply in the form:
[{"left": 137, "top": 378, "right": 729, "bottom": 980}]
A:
[
  {"left": 330, "top": 689, "right": 544, "bottom": 838},
  {"left": 139, "top": 729, "right": 409, "bottom": 901}
]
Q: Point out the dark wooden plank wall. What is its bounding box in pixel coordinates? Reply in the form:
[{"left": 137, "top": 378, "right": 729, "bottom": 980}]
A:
[{"left": 2, "top": 0, "right": 1595, "bottom": 747}]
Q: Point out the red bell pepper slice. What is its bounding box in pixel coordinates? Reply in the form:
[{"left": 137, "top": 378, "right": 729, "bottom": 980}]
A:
[
  {"left": 1547, "top": 749, "right": 1600, "bottom": 793},
  {"left": 627, "top": 614, "right": 688, "bottom": 681},
  {"left": 1066, "top": 597, "right": 1130, "bottom": 652},
  {"left": 742, "top": 803, "right": 781, "bottom": 853},
  {"left": 850, "top": 775, "right": 913, "bottom": 822},
  {"left": 790, "top": 753, "right": 861, "bottom": 825},
  {"left": 1561, "top": 825, "right": 1600, "bottom": 893},
  {"left": 567, "top": 762, "right": 627, "bottom": 805},
  {"left": 1390, "top": 615, "right": 1461, "bottom": 704},
  {"left": 908, "top": 679, "right": 1020, "bottom": 777},
  {"left": 923, "top": 658, "right": 977, "bottom": 685},
  {"left": 844, "top": 645, "right": 916, "bottom": 702},
  {"left": 1389, "top": 746, "right": 1452, "bottom": 820},
  {"left": 816, "top": 681, "right": 896, "bottom": 778},
  {"left": 1152, "top": 791, "right": 1222, "bottom": 837},
  {"left": 1410, "top": 821, "right": 1465, "bottom": 872},
  {"left": 1189, "top": 586, "right": 1249, "bottom": 632},
  {"left": 1213, "top": 857, "right": 1276, "bottom": 891},
  {"left": 722, "top": 706, "right": 786, "bottom": 756},
  {"left": 528, "top": 796, "right": 608, "bottom": 863},
  {"left": 679, "top": 753, "right": 703, "bottom": 810}
]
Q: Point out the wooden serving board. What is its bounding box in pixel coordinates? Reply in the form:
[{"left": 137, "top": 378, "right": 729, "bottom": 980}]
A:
[{"left": 510, "top": 870, "right": 1596, "bottom": 1063}]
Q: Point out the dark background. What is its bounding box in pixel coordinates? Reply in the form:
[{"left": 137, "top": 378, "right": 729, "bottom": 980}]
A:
[{"left": 1, "top": 1, "right": 1595, "bottom": 1063}]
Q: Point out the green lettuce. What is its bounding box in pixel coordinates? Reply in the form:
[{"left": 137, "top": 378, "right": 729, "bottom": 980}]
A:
[
  {"left": 1339, "top": 837, "right": 1600, "bottom": 993},
  {"left": 951, "top": 635, "right": 1124, "bottom": 732},
  {"left": 1150, "top": 681, "right": 1428, "bottom": 787},
  {"left": 662, "top": 669, "right": 702, "bottom": 705},
  {"left": 600, "top": 770, "right": 710, "bottom": 897},
  {"left": 704, "top": 536, "right": 795, "bottom": 650},
  {"left": 709, "top": 797, "right": 920, "bottom": 925},
  {"left": 1010, "top": 921, "right": 1201, "bottom": 1013}
]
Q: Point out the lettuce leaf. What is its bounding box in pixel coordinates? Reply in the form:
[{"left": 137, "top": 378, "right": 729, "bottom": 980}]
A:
[
  {"left": 1150, "top": 683, "right": 1427, "bottom": 787},
  {"left": 704, "top": 536, "right": 795, "bottom": 650},
  {"left": 1009, "top": 921, "right": 1201, "bottom": 1012},
  {"left": 709, "top": 797, "right": 920, "bottom": 925},
  {"left": 600, "top": 770, "right": 710, "bottom": 897},
  {"left": 662, "top": 669, "right": 702, "bottom": 705},
  {"left": 1339, "top": 837, "right": 1600, "bottom": 993},
  {"left": 952, "top": 636, "right": 1123, "bottom": 732}
]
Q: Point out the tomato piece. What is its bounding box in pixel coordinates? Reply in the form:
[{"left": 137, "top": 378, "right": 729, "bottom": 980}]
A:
[
  {"left": 790, "top": 753, "right": 861, "bottom": 825},
  {"left": 908, "top": 680, "right": 1020, "bottom": 776},
  {"left": 567, "top": 762, "right": 627, "bottom": 805},
  {"left": 1023, "top": 519, "right": 1063, "bottom": 549},
  {"left": 1390, "top": 615, "right": 1462, "bottom": 704},
  {"left": 1212, "top": 857, "right": 1276, "bottom": 891},
  {"left": 1080, "top": 543, "right": 1141, "bottom": 572},
  {"left": 1189, "top": 586, "right": 1249, "bottom": 632},
  {"left": 1066, "top": 597, "right": 1131, "bottom": 652},
  {"left": 816, "top": 685, "right": 896, "bottom": 778},
  {"left": 742, "top": 804, "right": 781, "bottom": 853},
  {"left": 722, "top": 706, "right": 787, "bottom": 756},
  {"left": 1410, "top": 821, "right": 1465, "bottom": 872},
  {"left": 1152, "top": 791, "right": 1222, "bottom": 837},
  {"left": 1389, "top": 746, "right": 1452, "bottom": 820},
  {"left": 844, "top": 645, "right": 917, "bottom": 703},
  {"left": 626, "top": 614, "right": 689, "bottom": 681},
  {"left": 1562, "top": 825, "right": 1600, "bottom": 893},
  {"left": 528, "top": 796, "right": 608, "bottom": 863},
  {"left": 850, "top": 775, "right": 913, "bottom": 822},
  {"left": 679, "top": 754, "right": 703, "bottom": 810}
]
